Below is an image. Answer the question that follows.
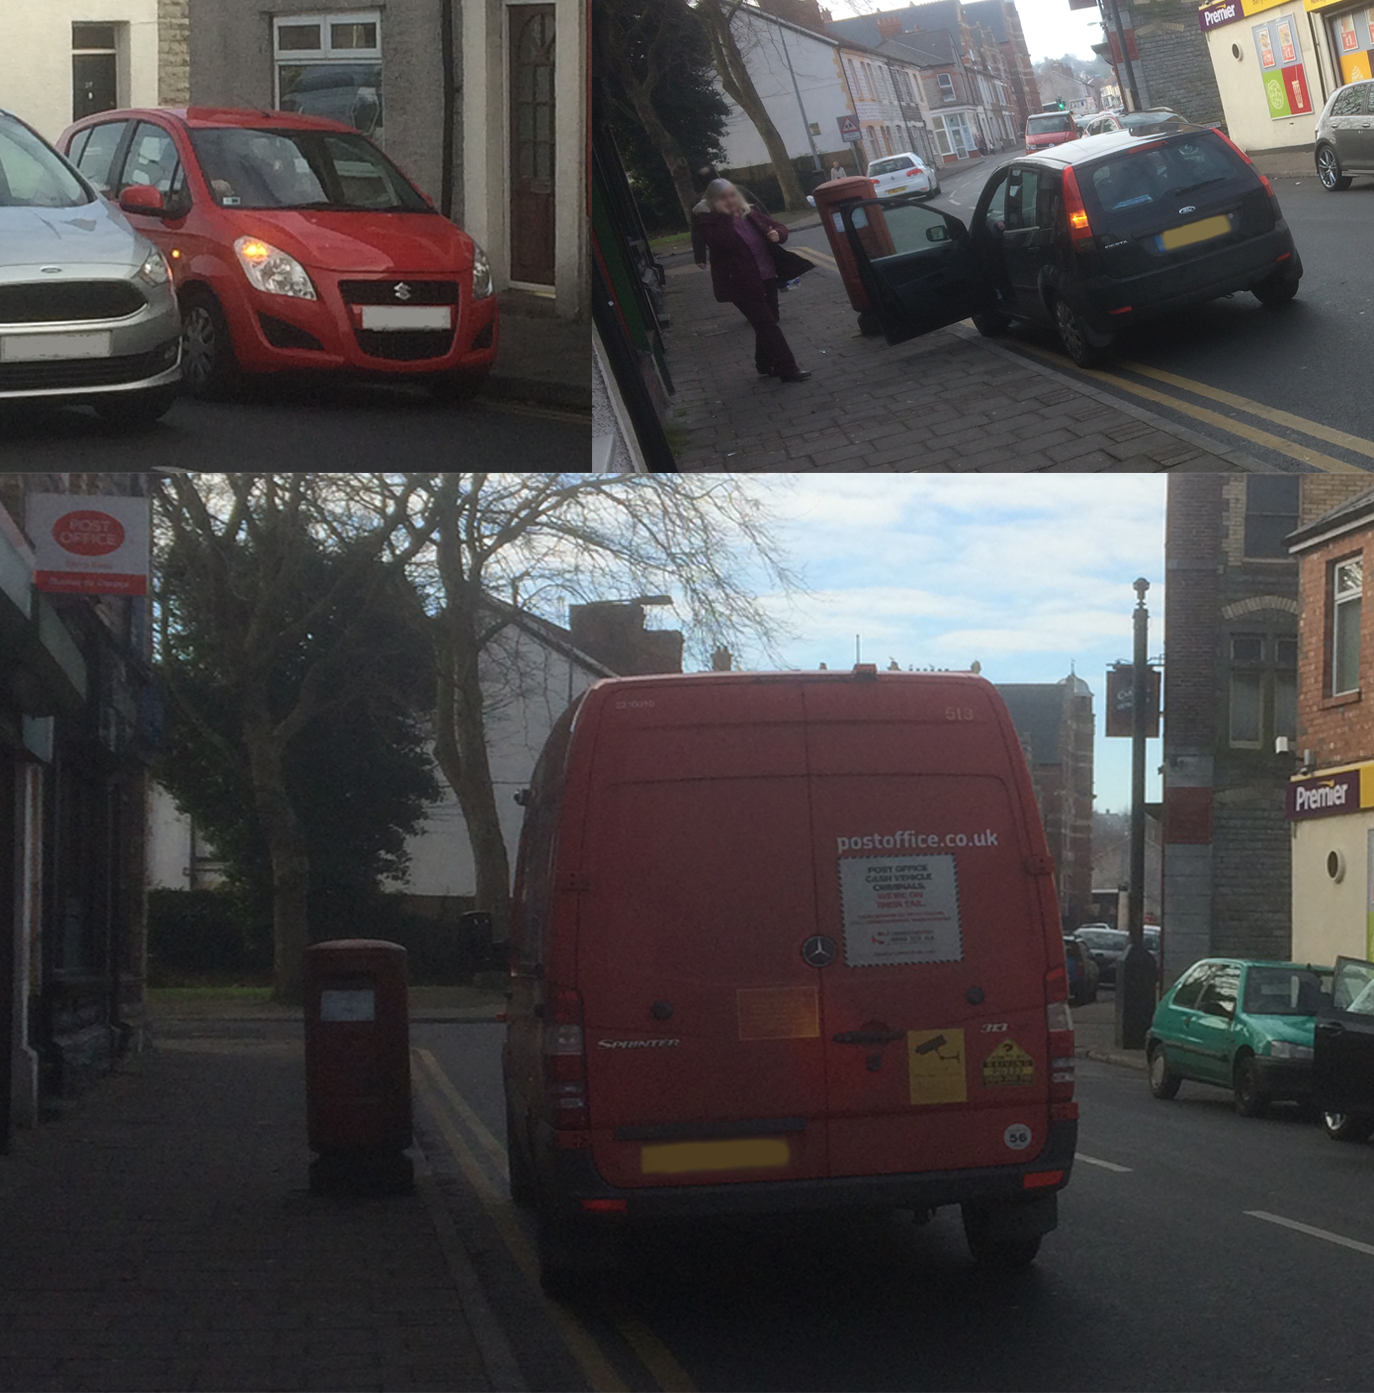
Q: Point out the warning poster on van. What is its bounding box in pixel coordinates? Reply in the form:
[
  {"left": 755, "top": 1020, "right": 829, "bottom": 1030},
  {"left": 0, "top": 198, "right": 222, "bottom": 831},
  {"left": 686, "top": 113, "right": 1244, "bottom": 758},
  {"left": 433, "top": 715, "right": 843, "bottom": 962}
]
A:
[{"left": 838, "top": 855, "right": 962, "bottom": 967}]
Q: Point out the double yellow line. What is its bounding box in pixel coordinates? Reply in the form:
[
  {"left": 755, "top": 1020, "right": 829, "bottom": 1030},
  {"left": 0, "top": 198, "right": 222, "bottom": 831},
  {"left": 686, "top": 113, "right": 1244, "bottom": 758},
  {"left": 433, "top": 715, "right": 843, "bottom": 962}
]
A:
[
  {"left": 412, "top": 1047, "right": 697, "bottom": 1393},
  {"left": 1014, "top": 340, "right": 1372, "bottom": 475}
]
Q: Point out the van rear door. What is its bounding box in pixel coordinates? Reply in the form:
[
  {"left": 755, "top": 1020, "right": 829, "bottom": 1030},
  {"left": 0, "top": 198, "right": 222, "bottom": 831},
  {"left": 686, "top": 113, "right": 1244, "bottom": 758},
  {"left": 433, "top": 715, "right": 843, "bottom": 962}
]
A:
[
  {"left": 577, "top": 681, "right": 830, "bottom": 1189},
  {"left": 802, "top": 678, "right": 1055, "bottom": 1178}
]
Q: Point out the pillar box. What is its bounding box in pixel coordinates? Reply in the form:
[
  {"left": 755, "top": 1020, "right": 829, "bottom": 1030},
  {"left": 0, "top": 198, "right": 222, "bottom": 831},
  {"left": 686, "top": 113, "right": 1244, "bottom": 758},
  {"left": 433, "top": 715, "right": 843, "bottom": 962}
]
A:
[
  {"left": 810, "top": 176, "right": 896, "bottom": 336},
  {"left": 303, "top": 938, "right": 413, "bottom": 1194}
]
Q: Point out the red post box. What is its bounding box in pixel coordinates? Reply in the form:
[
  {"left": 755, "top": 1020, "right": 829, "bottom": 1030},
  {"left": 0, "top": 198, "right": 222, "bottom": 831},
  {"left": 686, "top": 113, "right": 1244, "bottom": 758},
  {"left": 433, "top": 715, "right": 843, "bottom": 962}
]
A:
[
  {"left": 811, "top": 175, "right": 898, "bottom": 337},
  {"left": 304, "top": 938, "right": 413, "bottom": 1194}
]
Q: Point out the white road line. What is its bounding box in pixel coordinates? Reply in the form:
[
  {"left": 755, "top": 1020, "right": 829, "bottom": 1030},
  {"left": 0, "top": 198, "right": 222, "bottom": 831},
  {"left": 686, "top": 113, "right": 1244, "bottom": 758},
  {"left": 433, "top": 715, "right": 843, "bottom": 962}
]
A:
[
  {"left": 1077, "top": 1154, "right": 1133, "bottom": 1173},
  {"left": 1247, "top": 1210, "right": 1374, "bottom": 1257}
]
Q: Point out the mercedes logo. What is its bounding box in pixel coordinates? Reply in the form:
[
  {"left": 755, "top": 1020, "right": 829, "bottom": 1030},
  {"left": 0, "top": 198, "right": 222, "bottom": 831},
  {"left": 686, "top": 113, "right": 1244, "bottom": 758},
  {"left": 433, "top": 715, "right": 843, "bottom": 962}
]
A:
[
  {"left": 801, "top": 935, "right": 837, "bottom": 968},
  {"left": 393, "top": 282, "right": 412, "bottom": 301}
]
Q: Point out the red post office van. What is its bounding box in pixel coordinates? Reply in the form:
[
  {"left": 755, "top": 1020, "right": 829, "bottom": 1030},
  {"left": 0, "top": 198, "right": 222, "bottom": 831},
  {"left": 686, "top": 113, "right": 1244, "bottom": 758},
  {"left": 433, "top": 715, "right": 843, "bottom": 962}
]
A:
[{"left": 502, "top": 669, "right": 1077, "bottom": 1292}]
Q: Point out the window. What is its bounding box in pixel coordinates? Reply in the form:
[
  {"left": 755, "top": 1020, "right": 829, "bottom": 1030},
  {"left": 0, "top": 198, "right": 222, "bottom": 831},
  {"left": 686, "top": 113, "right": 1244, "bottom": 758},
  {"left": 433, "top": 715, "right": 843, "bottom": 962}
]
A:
[
  {"left": 1005, "top": 167, "right": 1041, "bottom": 229},
  {"left": 72, "top": 22, "right": 121, "bottom": 122},
  {"left": 71, "top": 119, "right": 128, "bottom": 195},
  {"left": 1333, "top": 557, "right": 1363, "bottom": 695},
  {"left": 1230, "top": 671, "right": 1262, "bottom": 746},
  {"left": 1331, "top": 84, "right": 1364, "bottom": 116},
  {"left": 274, "top": 11, "right": 383, "bottom": 144},
  {"left": 1172, "top": 963, "right": 1213, "bottom": 1010},
  {"left": 116, "top": 122, "right": 190, "bottom": 215},
  {"left": 937, "top": 72, "right": 957, "bottom": 101},
  {"left": 1244, "top": 476, "right": 1300, "bottom": 558},
  {"left": 1275, "top": 635, "right": 1297, "bottom": 739},
  {"left": 1198, "top": 963, "right": 1240, "bottom": 1018}
]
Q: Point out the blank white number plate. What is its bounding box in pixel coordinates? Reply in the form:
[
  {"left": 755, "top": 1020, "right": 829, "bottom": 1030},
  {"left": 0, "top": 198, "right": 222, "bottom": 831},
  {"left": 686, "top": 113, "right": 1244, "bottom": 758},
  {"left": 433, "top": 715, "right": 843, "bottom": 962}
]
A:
[
  {"left": 360, "top": 306, "right": 451, "bottom": 331},
  {"left": 1, "top": 332, "right": 113, "bottom": 362}
]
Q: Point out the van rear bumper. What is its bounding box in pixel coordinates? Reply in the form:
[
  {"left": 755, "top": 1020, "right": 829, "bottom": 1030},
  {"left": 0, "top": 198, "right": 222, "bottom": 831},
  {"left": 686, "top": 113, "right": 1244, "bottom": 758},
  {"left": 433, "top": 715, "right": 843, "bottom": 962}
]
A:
[{"left": 544, "top": 1119, "right": 1076, "bottom": 1222}]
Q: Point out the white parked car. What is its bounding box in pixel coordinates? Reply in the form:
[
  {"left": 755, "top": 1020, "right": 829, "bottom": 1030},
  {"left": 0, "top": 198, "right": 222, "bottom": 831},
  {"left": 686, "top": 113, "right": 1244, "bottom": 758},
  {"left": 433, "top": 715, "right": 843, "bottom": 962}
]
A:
[{"left": 865, "top": 151, "right": 940, "bottom": 200}]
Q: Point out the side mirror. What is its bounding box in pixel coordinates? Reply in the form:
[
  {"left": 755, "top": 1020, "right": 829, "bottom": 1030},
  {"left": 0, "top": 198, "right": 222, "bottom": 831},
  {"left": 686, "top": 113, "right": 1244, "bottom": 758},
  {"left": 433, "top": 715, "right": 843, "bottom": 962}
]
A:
[
  {"left": 925, "top": 224, "right": 949, "bottom": 243},
  {"left": 119, "top": 184, "right": 166, "bottom": 217}
]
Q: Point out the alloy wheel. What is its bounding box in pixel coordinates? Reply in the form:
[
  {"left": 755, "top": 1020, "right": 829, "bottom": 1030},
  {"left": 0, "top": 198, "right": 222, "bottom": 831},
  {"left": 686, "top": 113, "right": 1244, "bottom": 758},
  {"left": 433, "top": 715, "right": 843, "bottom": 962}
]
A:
[{"left": 1318, "top": 147, "right": 1339, "bottom": 189}]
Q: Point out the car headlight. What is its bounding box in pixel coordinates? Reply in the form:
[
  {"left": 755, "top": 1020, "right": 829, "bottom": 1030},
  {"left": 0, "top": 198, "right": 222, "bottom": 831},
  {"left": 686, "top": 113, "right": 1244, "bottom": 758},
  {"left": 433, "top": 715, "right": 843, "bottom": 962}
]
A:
[
  {"left": 471, "top": 242, "right": 493, "bottom": 301},
  {"left": 138, "top": 247, "right": 170, "bottom": 287},
  {"left": 233, "top": 236, "right": 316, "bottom": 299},
  {"left": 1268, "top": 1041, "right": 1313, "bottom": 1060}
]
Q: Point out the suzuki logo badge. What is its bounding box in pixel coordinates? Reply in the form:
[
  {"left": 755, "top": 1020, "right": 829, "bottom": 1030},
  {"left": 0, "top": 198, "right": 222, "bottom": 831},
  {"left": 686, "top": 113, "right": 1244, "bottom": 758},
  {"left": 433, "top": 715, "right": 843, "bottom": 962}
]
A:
[
  {"left": 801, "top": 935, "right": 837, "bottom": 968},
  {"left": 394, "top": 282, "right": 412, "bottom": 301}
]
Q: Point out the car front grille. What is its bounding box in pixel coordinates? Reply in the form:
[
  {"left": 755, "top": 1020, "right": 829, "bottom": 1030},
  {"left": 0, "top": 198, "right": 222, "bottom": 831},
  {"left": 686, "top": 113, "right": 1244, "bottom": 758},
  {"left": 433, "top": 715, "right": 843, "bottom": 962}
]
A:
[
  {"left": 0, "top": 280, "right": 145, "bottom": 324},
  {"left": 354, "top": 329, "right": 457, "bottom": 361},
  {"left": 0, "top": 347, "right": 172, "bottom": 393},
  {"left": 338, "top": 280, "right": 460, "bottom": 306}
]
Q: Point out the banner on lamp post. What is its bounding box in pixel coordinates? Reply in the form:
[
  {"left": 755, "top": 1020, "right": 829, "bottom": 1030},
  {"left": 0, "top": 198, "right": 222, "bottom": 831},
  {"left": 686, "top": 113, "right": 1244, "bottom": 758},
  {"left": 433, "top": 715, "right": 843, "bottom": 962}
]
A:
[
  {"left": 1105, "top": 662, "right": 1161, "bottom": 737},
  {"left": 28, "top": 493, "right": 151, "bottom": 596}
]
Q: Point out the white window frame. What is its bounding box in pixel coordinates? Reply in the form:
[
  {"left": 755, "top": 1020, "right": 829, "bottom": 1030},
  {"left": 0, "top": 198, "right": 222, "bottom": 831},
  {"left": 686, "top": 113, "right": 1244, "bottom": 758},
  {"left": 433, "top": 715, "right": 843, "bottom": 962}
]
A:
[
  {"left": 1333, "top": 557, "right": 1363, "bottom": 697},
  {"left": 272, "top": 10, "right": 383, "bottom": 139},
  {"left": 937, "top": 71, "right": 957, "bottom": 101}
]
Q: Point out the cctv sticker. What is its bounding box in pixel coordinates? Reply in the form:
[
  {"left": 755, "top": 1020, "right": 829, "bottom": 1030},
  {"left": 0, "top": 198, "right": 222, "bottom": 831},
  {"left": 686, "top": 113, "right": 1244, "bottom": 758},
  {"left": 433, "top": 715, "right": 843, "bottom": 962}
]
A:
[{"left": 1003, "top": 1123, "right": 1032, "bottom": 1151}]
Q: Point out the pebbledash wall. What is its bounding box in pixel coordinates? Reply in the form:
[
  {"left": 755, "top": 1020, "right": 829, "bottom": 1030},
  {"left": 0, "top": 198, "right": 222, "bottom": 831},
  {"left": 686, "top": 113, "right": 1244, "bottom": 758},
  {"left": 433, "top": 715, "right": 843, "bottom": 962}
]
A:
[
  {"left": 1287, "top": 491, "right": 1374, "bottom": 966},
  {"left": 1198, "top": 0, "right": 1368, "bottom": 153}
]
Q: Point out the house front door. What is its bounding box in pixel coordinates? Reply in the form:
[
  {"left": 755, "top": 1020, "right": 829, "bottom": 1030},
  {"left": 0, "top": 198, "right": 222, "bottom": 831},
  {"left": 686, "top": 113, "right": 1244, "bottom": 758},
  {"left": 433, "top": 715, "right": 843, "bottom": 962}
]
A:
[{"left": 509, "top": 4, "right": 556, "bottom": 285}]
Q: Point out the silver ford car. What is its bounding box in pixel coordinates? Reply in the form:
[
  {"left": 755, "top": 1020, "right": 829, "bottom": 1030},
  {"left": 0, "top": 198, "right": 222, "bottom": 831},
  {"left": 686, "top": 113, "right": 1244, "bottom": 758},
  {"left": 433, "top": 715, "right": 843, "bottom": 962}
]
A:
[{"left": 0, "top": 107, "right": 181, "bottom": 426}]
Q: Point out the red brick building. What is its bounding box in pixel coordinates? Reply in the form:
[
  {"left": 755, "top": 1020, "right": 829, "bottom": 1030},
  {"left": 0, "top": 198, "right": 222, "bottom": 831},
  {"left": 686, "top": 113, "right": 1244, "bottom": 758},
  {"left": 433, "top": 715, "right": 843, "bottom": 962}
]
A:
[{"left": 1160, "top": 476, "right": 1367, "bottom": 983}]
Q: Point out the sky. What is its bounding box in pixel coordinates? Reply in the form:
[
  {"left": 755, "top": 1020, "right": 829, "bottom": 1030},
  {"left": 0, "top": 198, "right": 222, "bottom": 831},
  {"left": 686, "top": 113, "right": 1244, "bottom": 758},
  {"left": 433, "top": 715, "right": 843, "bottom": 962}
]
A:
[
  {"left": 827, "top": 0, "right": 1108, "bottom": 64},
  {"left": 741, "top": 476, "right": 1167, "bottom": 813}
]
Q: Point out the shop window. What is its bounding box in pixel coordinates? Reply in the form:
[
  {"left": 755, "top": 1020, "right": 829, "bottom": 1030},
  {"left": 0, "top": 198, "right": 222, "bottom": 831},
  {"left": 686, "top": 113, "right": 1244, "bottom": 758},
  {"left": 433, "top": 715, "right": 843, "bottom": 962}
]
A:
[
  {"left": 274, "top": 11, "right": 383, "bottom": 143},
  {"left": 1333, "top": 557, "right": 1363, "bottom": 696},
  {"left": 1243, "top": 476, "right": 1299, "bottom": 558}
]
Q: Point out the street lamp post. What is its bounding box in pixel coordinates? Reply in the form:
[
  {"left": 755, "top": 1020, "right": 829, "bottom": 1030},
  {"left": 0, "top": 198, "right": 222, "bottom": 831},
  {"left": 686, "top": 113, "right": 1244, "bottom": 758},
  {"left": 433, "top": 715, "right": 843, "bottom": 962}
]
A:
[{"left": 1116, "top": 577, "right": 1157, "bottom": 1050}]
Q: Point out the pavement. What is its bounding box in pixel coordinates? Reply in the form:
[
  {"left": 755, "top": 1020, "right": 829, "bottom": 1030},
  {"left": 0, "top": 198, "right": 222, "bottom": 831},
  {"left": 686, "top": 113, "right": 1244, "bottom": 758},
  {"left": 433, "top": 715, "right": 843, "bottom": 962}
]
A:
[
  {"left": 1072, "top": 992, "right": 1148, "bottom": 1071},
  {"left": 0, "top": 996, "right": 517, "bottom": 1393},
  {"left": 486, "top": 295, "right": 592, "bottom": 412},
  {"left": 661, "top": 255, "right": 1258, "bottom": 471}
]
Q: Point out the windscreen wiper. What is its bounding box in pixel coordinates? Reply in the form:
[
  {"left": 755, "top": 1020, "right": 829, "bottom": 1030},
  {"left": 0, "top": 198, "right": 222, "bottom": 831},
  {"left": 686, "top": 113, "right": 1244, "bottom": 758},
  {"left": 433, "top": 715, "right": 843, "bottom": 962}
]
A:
[{"left": 1171, "top": 177, "right": 1226, "bottom": 196}]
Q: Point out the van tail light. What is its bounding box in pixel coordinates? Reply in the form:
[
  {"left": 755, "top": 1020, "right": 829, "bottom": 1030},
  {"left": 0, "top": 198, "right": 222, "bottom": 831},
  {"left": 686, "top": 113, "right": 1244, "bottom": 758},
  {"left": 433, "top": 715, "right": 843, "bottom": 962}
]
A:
[
  {"left": 543, "top": 986, "right": 589, "bottom": 1130},
  {"left": 1046, "top": 966, "right": 1075, "bottom": 1102},
  {"left": 1061, "top": 166, "right": 1094, "bottom": 248}
]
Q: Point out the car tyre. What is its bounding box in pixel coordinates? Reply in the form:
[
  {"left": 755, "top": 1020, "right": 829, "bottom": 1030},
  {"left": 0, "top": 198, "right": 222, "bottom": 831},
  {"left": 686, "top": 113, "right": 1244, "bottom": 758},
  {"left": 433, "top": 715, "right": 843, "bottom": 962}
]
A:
[
  {"left": 505, "top": 1101, "right": 536, "bottom": 1209},
  {"left": 92, "top": 384, "right": 179, "bottom": 429},
  {"left": 1316, "top": 143, "right": 1352, "bottom": 191},
  {"left": 1233, "top": 1053, "right": 1270, "bottom": 1117},
  {"left": 1147, "top": 1042, "right": 1182, "bottom": 1100},
  {"left": 857, "top": 308, "right": 884, "bottom": 337},
  {"left": 1253, "top": 269, "right": 1300, "bottom": 307},
  {"left": 1322, "top": 1110, "right": 1374, "bottom": 1142},
  {"left": 180, "top": 290, "right": 241, "bottom": 400},
  {"left": 1053, "top": 296, "right": 1110, "bottom": 368}
]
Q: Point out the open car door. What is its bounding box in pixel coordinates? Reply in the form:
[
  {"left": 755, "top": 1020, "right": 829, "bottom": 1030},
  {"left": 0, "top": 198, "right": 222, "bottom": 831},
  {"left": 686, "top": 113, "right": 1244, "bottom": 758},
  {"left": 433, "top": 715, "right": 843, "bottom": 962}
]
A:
[
  {"left": 839, "top": 196, "right": 994, "bottom": 345},
  {"left": 1313, "top": 956, "right": 1374, "bottom": 1116}
]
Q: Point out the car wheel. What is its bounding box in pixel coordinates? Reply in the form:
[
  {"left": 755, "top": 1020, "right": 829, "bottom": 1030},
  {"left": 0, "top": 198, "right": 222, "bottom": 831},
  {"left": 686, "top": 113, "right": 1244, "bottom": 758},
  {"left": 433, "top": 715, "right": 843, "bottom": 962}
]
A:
[
  {"left": 1316, "top": 143, "right": 1352, "bottom": 191},
  {"left": 857, "top": 309, "right": 884, "bottom": 337},
  {"left": 1233, "top": 1053, "right": 1270, "bottom": 1118},
  {"left": 92, "top": 384, "right": 179, "bottom": 429},
  {"left": 972, "top": 309, "right": 1012, "bottom": 337},
  {"left": 1323, "top": 1110, "right": 1374, "bottom": 1142},
  {"left": 1147, "top": 1043, "right": 1182, "bottom": 1100},
  {"left": 505, "top": 1101, "right": 536, "bottom": 1209},
  {"left": 179, "top": 291, "right": 241, "bottom": 400},
  {"left": 1253, "top": 269, "right": 1299, "bottom": 307},
  {"left": 1053, "top": 297, "right": 1111, "bottom": 368}
]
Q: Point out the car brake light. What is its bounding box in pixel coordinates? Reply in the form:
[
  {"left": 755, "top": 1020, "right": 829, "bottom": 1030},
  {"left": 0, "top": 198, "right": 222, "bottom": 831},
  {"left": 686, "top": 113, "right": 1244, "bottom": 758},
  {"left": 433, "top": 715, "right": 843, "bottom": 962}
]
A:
[
  {"left": 1061, "top": 166, "right": 1094, "bottom": 247},
  {"left": 1046, "top": 966, "right": 1075, "bottom": 1102},
  {"left": 543, "top": 986, "right": 588, "bottom": 1129}
]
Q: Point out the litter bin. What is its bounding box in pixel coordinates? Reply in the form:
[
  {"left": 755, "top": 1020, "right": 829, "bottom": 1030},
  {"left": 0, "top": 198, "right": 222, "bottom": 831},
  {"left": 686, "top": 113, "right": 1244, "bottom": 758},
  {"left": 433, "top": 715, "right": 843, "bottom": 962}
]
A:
[
  {"left": 811, "top": 175, "right": 897, "bottom": 337},
  {"left": 304, "top": 938, "right": 413, "bottom": 1194}
]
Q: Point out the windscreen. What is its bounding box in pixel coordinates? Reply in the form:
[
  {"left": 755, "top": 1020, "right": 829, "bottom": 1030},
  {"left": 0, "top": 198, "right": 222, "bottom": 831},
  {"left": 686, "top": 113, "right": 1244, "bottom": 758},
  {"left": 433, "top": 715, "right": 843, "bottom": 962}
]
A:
[
  {"left": 1242, "top": 967, "right": 1327, "bottom": 1016},
  {"left": 0, "top": 117, "right": 92, "bottom": 209},
  {"left": 1028, "top": 114, "right": 1074, "bottom": 134},
  {"left": 869, "top": 156, "right": 916, "bottom": 175},
  {"left": 1079, "top": 131, "right": 1252, "bottom": 234},
  {"left": 189, "top": 127, "right": 431, "bottom": 212}
]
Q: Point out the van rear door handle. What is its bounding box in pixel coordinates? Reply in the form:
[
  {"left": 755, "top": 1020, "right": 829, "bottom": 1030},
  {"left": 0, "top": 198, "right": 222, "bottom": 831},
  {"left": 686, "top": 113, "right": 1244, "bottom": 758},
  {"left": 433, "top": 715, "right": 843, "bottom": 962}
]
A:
[{"left": 833, "top": 1029, "right": 904, "bottom": 1045}]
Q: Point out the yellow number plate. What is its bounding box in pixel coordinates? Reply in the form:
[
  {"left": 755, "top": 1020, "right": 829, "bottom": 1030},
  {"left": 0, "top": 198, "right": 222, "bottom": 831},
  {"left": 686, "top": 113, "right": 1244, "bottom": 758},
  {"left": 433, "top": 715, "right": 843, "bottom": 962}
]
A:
[
  {"left": 641, "top": 1138, "right": 789, "bottom": 1175},
  {"left": 1158, "top": 215, "right": 1231, "bottom": 251}
]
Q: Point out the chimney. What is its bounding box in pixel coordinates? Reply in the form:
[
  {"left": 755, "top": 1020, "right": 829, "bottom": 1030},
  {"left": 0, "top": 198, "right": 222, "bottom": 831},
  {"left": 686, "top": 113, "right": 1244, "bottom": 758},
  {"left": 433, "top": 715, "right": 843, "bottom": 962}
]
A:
[
  {"left": 568, "top": 602, "right": 685, "bottom": 676},
  {"left": 711, "top": 647, "right": 733, "bottom": 672},
  {"left": 876, "top": 14, "right": 904, "bottom": 37}
]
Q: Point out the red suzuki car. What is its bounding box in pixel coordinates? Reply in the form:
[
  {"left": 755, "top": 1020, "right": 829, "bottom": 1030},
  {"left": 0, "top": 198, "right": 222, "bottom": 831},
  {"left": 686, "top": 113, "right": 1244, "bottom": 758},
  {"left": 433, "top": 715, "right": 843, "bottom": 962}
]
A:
[{"left": 58, "top": 107, "right": 498, "bottom": 399}]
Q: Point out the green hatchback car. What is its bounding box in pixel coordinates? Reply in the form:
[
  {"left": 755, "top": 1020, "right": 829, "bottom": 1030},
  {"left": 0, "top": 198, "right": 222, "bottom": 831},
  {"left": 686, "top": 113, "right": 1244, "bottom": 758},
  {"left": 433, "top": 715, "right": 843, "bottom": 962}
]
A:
[{"left": 1146, "top": 959, "right": 1332, "bottom": 1116}]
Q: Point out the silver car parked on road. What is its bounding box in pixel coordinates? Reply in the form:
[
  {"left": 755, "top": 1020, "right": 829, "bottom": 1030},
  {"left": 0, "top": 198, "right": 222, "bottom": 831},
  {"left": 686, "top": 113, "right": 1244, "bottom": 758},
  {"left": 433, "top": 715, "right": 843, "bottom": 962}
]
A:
[
  {"left": 1315, "top": 80, "right": 1374, "bottom": 190},
  {"left": 0, "top": 107, "right": 181, "bottom": 426}
]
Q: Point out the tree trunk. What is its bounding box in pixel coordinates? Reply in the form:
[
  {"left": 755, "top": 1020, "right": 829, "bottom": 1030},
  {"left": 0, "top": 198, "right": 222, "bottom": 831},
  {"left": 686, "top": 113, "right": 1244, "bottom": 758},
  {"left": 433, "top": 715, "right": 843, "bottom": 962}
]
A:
[
  {"left": 431, "top": 604, "right": 512, "bottom": 946},
  {"left": 243, "top": 710, "right": 311, "bottom": 1004},
  {"left": 618, "top": 67, "right": 700, "bottom": 226},
  {"left": 698, "top": 0, "right": 806, "bottom": 210}
]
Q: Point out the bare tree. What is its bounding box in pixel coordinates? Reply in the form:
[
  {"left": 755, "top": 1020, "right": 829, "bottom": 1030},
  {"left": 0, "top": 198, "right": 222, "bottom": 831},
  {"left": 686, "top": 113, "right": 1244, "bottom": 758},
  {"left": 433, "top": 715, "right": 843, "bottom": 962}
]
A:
[
  {"left": 369, "top": 473, "right": 799, "bottom": 943},
  {"left": 694, "top": 0, "right": 807, "bottom": 210}
]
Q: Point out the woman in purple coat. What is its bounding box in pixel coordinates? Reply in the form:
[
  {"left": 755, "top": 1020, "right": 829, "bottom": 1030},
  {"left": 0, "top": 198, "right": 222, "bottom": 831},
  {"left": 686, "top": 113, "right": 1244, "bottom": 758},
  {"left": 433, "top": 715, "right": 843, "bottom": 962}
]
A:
[{"left": 697, "top": 180, "right": 813, "bottom": 383}]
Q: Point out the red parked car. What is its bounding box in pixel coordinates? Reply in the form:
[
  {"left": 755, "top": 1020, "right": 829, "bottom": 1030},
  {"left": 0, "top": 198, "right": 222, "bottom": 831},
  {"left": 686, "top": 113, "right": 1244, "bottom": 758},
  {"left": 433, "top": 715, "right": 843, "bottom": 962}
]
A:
[{"left": 58, "top": 107, "right": 498, "bottom": 400}]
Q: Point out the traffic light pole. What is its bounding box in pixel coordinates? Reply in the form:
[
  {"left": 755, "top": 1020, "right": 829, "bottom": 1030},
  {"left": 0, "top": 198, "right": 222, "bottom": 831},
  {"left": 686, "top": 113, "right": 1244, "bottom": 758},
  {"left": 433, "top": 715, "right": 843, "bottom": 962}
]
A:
[{"left": 1116, "top": 578, "right": 1156, "bottom": 1050}]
